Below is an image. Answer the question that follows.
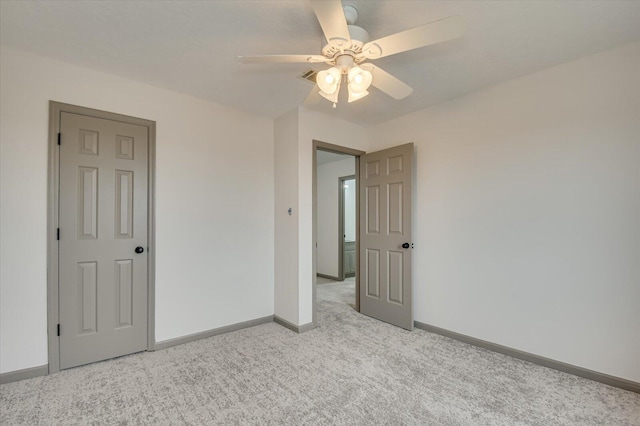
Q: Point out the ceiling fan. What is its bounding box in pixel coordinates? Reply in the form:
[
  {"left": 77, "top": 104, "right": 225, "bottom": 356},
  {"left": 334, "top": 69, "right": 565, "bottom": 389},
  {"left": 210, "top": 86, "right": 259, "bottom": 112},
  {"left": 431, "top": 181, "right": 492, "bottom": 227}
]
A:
[{"left": 237, "top": 0, "right": 465, "bottom": 107}]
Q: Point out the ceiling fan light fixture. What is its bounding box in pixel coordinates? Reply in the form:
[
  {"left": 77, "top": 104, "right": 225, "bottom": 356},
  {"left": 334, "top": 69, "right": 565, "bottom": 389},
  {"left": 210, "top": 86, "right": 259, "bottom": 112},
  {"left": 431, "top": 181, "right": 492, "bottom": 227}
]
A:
[
  {"left": 317, "top": 67, "right": 341, "bottom": 94},
  {"left": 319, "top": 77, "right": 341, "bottom": 108},
  {"left": 348, "top": 66, "right": 372, "bottom": 92},
  {"left": 319, "top": 85, "right": 340, "bottom": 103},
  {"left": 346, "top": 66, "right": 372, "bottom": 103}
]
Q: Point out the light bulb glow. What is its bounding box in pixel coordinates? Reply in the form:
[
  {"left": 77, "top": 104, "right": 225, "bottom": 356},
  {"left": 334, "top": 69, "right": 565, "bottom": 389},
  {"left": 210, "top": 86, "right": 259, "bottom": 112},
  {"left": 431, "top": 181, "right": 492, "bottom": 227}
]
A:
[
  {"left": 325, "top": 75, "right": 334, "bottom": 84},
  {"left": 354, "top": 74, "right": 363, "bottom": 84}
]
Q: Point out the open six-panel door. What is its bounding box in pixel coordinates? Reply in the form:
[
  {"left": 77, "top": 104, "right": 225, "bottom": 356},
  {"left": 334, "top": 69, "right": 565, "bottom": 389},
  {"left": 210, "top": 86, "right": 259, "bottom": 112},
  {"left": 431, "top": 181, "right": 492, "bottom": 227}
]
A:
[{"left": 359, "top": 143, "right": 413, "bottom": 330}]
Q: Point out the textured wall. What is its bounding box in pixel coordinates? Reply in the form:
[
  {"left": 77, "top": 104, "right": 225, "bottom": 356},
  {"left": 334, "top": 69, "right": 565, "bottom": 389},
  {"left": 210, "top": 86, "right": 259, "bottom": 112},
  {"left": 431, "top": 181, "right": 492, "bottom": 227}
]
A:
[
  {"left": 367, "top": 42, "right": 640, "bottom": 382},
  {"left": 0, "top": 46, "right": 275, "bottom": 373},
  {"left": 274, "top": 109, "right": 300, "bottom": 325}
]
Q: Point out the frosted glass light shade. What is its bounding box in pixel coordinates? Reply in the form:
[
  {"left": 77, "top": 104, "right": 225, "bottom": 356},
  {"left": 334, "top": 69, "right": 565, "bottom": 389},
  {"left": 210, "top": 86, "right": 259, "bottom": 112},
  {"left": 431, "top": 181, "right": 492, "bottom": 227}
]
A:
[
  {"left": 347, "top": 66, "right": 372, "bottom": 103},
  {"left": 319, "top": 80, "right": 341, "bottom": 103},
  {"left": 348, "top": 88, "right": 369, "bottom": 102},
  {"left": 348, "top": 66, "right": 372, "bottom": 92},
  {"left": 317, "top": 67, "right": 341, "bottom": 94}
]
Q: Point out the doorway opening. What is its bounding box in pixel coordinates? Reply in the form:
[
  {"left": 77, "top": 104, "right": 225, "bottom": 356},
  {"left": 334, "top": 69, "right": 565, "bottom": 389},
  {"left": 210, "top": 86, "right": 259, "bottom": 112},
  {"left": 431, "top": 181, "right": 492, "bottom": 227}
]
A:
[
  {"left": 313, "top": 141, "right": 414, "bottom": 330},
  {"left": 312, "top": 141, "right": 364, "bottom": 324}
]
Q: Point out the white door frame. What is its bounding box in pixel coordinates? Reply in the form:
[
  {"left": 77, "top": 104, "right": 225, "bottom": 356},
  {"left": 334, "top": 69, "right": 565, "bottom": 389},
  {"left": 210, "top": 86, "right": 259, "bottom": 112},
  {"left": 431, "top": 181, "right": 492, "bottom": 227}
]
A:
[
  {"left": 47, "top": 101, "right": 156, "bottom": 374},
  {"left": 312, "top": 140, "right": 365, "bottom": 324}
]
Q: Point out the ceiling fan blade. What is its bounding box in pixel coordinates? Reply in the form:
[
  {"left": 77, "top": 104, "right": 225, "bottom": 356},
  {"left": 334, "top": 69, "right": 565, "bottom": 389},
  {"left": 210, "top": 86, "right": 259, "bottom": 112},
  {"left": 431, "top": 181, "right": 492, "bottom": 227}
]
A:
[
  {"left": 361, "top": 64, "right": 413, "bottom": 100},
  {"left": 303, "top": 85, "right": 322, "bottom": 106},
  {"left": 310, "top": 0, "right": 351, "bottom": 49},
  {"left": 361, "top": 15, "right": 465, "bottom": 60},
  {"left": 237, "top": 55, "right": 328, "bottom": 64}
]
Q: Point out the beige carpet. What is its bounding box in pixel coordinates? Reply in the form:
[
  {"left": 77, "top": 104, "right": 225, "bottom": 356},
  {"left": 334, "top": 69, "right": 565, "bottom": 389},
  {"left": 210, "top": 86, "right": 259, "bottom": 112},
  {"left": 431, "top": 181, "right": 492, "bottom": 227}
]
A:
[{"left": 1, "top": 278, "right": 639, "bottom": 425}]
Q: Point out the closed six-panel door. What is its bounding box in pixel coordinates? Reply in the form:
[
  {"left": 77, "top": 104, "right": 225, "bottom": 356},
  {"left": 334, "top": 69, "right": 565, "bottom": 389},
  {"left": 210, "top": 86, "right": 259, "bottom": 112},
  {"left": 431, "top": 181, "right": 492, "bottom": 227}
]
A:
[
  {"left": 59, "top": 112, "right": 148, "bottom": 369},
  {"left": 359, "top": 143, "right": 413, "bottom": 330}
]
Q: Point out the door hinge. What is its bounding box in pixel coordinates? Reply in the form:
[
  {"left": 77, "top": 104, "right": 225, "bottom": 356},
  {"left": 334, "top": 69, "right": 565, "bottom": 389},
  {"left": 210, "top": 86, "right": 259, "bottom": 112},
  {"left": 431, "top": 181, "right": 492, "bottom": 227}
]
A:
[
  {"left": 57, "top": 324, "right": 60, "bottom": 336},
  {"left": 57, "top": 228, "right": 60, "bottom": 240},
  {"left": 57, "top": 133, "right": 61, "bottom": 145}
]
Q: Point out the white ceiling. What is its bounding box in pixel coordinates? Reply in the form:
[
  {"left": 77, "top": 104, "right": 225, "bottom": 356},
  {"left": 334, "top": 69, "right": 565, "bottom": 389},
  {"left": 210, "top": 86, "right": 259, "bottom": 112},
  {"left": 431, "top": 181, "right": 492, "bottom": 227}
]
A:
[{"left": 2, "top": 1, "right": 639, "bottom": 126}]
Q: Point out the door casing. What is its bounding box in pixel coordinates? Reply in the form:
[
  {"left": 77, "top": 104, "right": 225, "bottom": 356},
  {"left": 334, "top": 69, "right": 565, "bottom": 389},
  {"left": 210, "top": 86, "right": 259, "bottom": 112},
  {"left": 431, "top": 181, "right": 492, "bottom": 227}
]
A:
[
  {"left": 47, "top": 101, "right": 156, "bottom": 374},
  {"left": 312, "top": 140, "right": 365, "bottom": 324}
]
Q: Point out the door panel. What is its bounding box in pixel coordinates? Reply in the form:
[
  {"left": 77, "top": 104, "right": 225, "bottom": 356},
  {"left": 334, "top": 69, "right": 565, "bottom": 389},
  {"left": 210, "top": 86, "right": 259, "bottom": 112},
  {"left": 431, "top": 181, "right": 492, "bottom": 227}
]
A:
[
  {"left": 59, "top": 112, "right": 148, "bottom": 369},
  {"left": 115, "top": 259, "right": 133, "bottom": 327},
  {"left": 115, "top": 170, "right": 134, "bottom": 239},
  {"left": 366, "top": 185, "right": 380, "bottom": 234},
  {"left": 360, "top": 143, "right": 413, "bottom": 330},
  {"left": 387, "top": 251, "right": 404, "bottom": 304},
  {"left": 77, "top": 167, "right": 98, "bottom": 239},
  {"left": 77, "top": 262, "right": 97, "bottom": 334},
  {"left": 388, "top": 182, "right": 403, "bottom": 234},
  {"left": 366, "top": 249, "right": 380, "bottom": 298}
]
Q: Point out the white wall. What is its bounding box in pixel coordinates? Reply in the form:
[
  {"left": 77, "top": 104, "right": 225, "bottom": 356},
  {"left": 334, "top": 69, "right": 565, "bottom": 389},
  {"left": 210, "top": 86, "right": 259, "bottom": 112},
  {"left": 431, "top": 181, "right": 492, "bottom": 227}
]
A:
[
  {"left": 274, "top": 109, "right": 300, "bottom": 325},
  {"left": 272, "top": 108, "right": 369, "bottom": 326},
  {"left": 0, "top": 46, "right": 275, "bottom": 374},
  {"left": 367, "top": 42, "right": 640, "bottom": 382},
  {"left": 316, "top": 157, "right": 355, "bottom": 278}
]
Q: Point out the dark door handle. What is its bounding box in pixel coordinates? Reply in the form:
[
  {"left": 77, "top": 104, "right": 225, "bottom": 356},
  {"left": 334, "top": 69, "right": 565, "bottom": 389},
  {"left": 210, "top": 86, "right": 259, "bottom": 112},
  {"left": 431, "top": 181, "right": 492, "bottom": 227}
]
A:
[
  {"left": 135, "top": 246, "right": 144, "bottom": 254},
  {"left": 402, "top": 243, "right": 410, "bottom": 249}
]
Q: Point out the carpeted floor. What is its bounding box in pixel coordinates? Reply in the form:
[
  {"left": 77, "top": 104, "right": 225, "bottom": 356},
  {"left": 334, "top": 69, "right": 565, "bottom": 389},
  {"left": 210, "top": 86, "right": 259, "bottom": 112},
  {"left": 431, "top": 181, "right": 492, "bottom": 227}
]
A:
[{"left": 1, "top": 278, "right": 639, "bottom": 425}]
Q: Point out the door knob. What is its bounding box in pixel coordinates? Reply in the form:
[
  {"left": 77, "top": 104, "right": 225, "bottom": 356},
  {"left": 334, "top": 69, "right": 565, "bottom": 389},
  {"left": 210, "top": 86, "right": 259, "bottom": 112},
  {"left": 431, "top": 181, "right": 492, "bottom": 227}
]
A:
[
  {"left": 135, "top": 246, "right": 144, "bottom": 254},
  {"left": 402, "top": 242, "right": 410, "bottom": 249}
]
